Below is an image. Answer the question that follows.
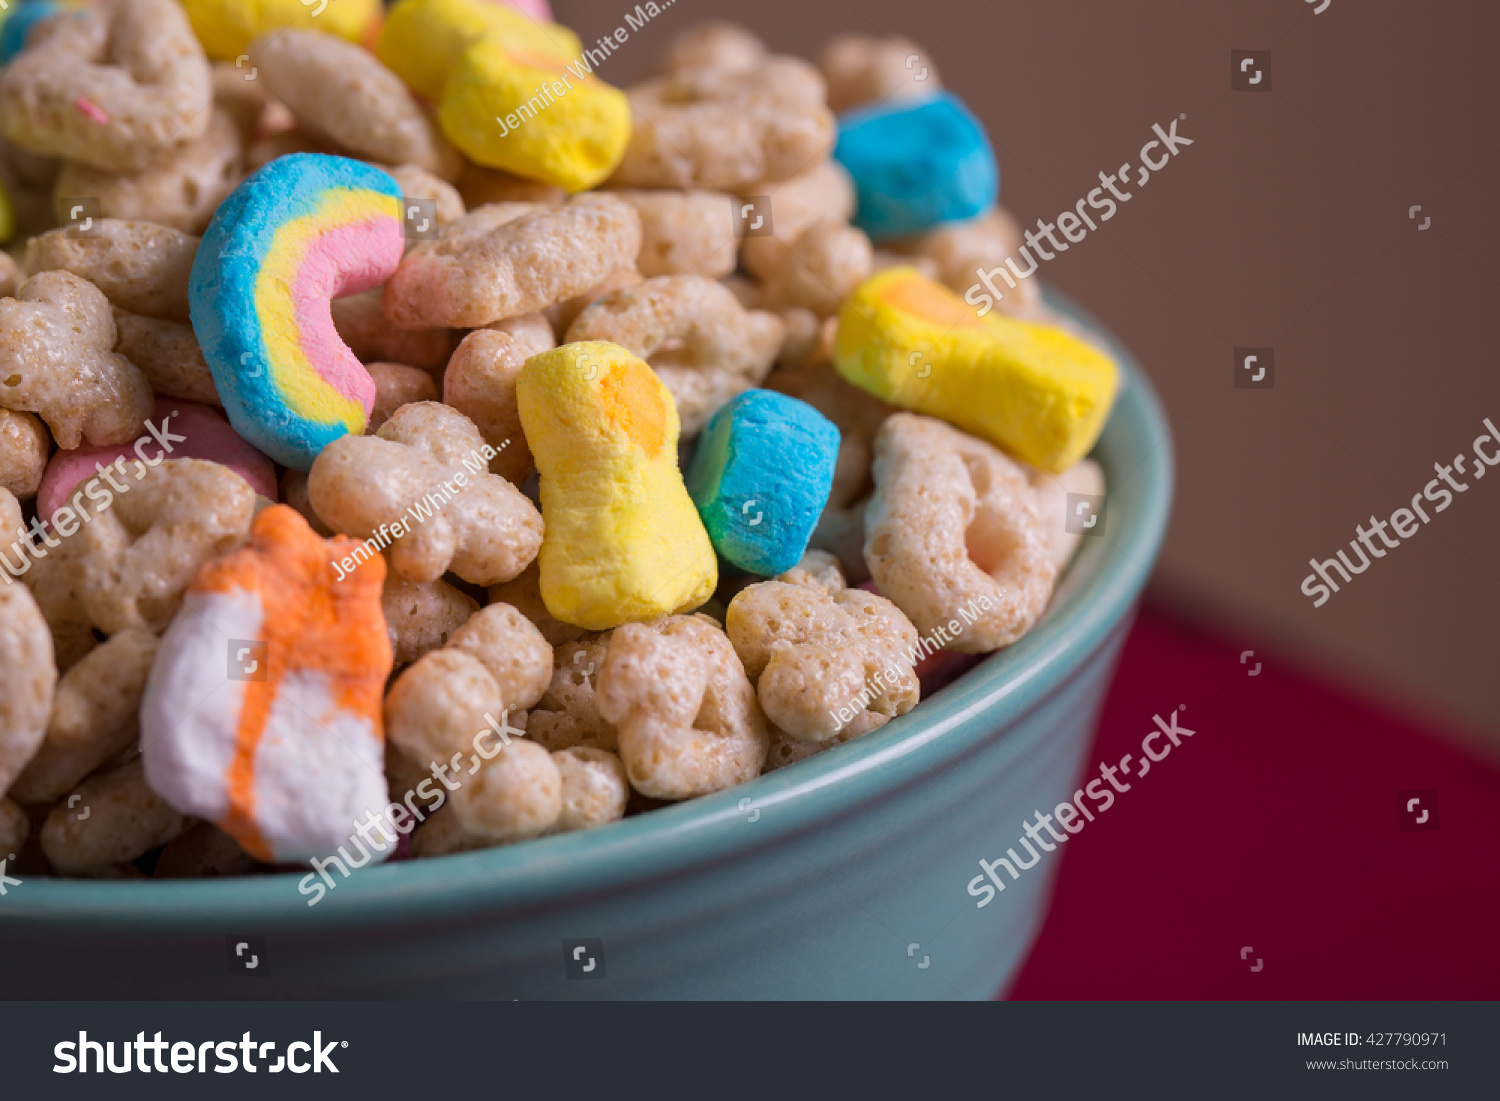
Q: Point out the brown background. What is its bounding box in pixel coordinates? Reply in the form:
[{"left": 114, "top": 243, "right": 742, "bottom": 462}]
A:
[{"left": 557, "top": 0, "right": 1500, "bottom": 756}]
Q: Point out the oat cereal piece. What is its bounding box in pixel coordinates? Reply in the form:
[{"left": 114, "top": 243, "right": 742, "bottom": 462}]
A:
[
  {"left": 15, "top": 545, "right": 95, "bottom": 672},
  {"left": 0, "top": 271, "right": 154, "bottom": 449},
  {"left": 565, "top": 274, "right": 784, "bottom": 435},
  {"left": 611, "top": 58, "right": 836, "bottom": 191},
  {"left": 308, "top": 402, "right": 543, "bottom": 586},
  {"left": 367, "top": 362, "right": 440, "bottom": 433},
  {"left": 385, "top": 649, "right": 503, "bottom": 765},
  {"left": 382, "top": 164, "right": 466, "bottom": 230},
  {"left": 595, "top": 615, "right": 768, "bottom": 800},
  {"left": 549, "top": 746, "right": 628, "bottom": 833},
  {"left": 774, "top": 307, "right": 821, "bottom": 369},
  {"left": 153, "top": 820, "right": 257, "bottom": 877},
  {"left": 0, "top": 579, "right": 56, "bottom": 796},
  {"left": 526, "top": 635, "right": 615, "bottom": 751},
  {"left": 53, "top": 108, "right": 244, "bottom": 235},
  {"left": 41, "top": 759, "right": 190, "bottom": 876},
  {"left": 0, "top": 253, "right": 19, "bottom": 298},
  {"left": 656, "top": 22, "right": 766, "bottom": 75},
  {"left": 723, "top": 274, "right": 762, "bottom": 312},
  {"left": 726, "top": 563, "right": 918, "bottom": 741},
  {"left": 251, "top": 31, "right": 460, "bottom": 182},
  {"left": 818, "top": 33, "right": 941, "bottom": 114},
  {"left": 865, "top": 412, "right": 1057, "bottom": 651},
  {"left": 764, "top": 709, "right": 889, "bottom": 772},
  {"left": 487, "top": 560, "right": 585, "bottom": 648},
  {"left": 410, "top": 804, "right": 480, "bottom": 857},
  {"left": 1030, "top": 458, "right": 1106, "bottom": 570},
  {"left": 487, "top": 311, "right": 555, "bottom": 351},
  {"left": 383, "top": 576, "right": 480, "bottom": 668},
  {"left": 330, "top": 290, "right": 457, "bottom": 374},
  {"left": 24, "top": 219, "right": 197, "bottom": 322},
  {"left": 0, "top": 409, "right": 50, "bottom": 500},
  {"left": 278, "top": 469, "right": 331, "bottom": 537},
  {"left": 210, "top": 60, "right": 271, "bottom": 145},
  {"left": 456, "top": 162, "right": 566, "bottom": 210},
  {"left": 542, "top": 267, "right": 642, "bottom": 336},
  {"left": 757, "top": 221, "right": 874, "bottom": 318},
  {"left": 384, "top": 193, "right": 643, "bottom": 329},
  {"left": 0, "top": 797, "right": 28, "bottom": 855},
  {"left": 71, "top": 458, "right": 258, "bottom": 635},
  {"left": 443, "top": 326, "right": 554, "bottom": 482},
  {"left": 112, "top": 310, "right": 221, "bottom": 406},
  {"left": 449, "top": 602, "right": 553, "bottom": 711},
  {"left": 777, "top": 549, "right": 846, "bottom": 598},
  {"left": 0, "top": 0, "right": 212, "bottom": 174},
  {"left": 0, "top": 487, "right": 20, "bottom": 551},
  {"left": 890, "top": 207, "right": 1042, "bottom": 317},
  {"left": 612, "top": 189, "right": 738, "bottom": 278},
  {"left": 738, "top": 160, "right": 856, "bottom": 280},
  {"left": 448, "top": 739, "right": 561, "bottom": 843}
]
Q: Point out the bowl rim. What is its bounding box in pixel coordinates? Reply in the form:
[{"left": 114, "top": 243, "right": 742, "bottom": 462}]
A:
[{"left": 6, "top": 287, "right": 1174, "bottom": 929}]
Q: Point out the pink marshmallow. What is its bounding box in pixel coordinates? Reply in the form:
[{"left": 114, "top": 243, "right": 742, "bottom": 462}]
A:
[{"left": 36, "top": 399, "right": 278, "bottom": 519}]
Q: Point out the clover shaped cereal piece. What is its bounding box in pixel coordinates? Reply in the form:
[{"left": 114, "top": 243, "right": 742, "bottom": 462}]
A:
[
  {"left": 0, "top": 0, "right": 213, "bottom": 174},
  {"left": 442, "top": 325, "right": 554, "bottom": 483},
  {"left": 818, "top": 33, "right": 942, "bottom": 114},
  {"left": 384, "top": 649, "right": 504, "bottom": 767},
  {"left": 383, "top": 575, "right": 480, "bottom": 668},
  {"left": 656, "top": 22, "right": 767, "bottom": 75},
  {"left": 448, "top": 739, "right": 561, "bottom": 843},
  {"left": 331, "top": 290, "right": 457, "bottom": 375},
  {"left": 8, "top": 628, "right": 157, "bottom": 805},
  {"left": 0, "top": 578, "right": 56, "bottom": 797},
  {"left": 384, "top": 193, "right": 643, "bottom": 329},
  {"left": 0, "top": 409, "right": 51, "bottom": 500},
  {"left": 13, "top": 539, "right": 96, "bottom": 672},
  {"left": 488, "top": 559, "right": 586, "bottom": 648},
  {"left": 367, "top": 362, "right": 440, "bottom": 433},
  {"left": 565, "top": 274, "right": 785, "bottom": 436},
  {"left": 611, "top": 57, "right": 835, "bottom": 191},
  {"left": 612, "top": 189, "right": 739, "bottom": 278},
  {"left": 550, "top": 745, "right": 628, "bottom": 833},
  {"left": 308, "top": 401, "right": 543, "bottom": 586},
  {"left": 776, "top": 548, "right": 846, "bottom": 598},
  {"left": 865, "top": 412, "right": 1057, "bottom": 652},
  {"left": 737, "top": 160, "right": 856, "bottom": 280},
  {"left": 1031, "top": 457, "right": 1106, "bottom": 570},
  {"left": 112, "top": 311, "right": 221, "bottom": 407},
  {"left": 71, "top": 457, "right": 258, "bottom": 635},
  {"left": 24, "top": 219, "right": 198, "bottom": 323},
  {"left": 42, "top": 758, "right": 191, "bottom": 876},
  {"left": 758, "top": 221, "right": 874, "bottom": 319},
  {"left": 595, "top": 614, "right": 769, "bottom": 800},
  {"left": 726, "top": 560, "right": 919, "bottom": 742},
  {"left": 251, "top": 31, "right": 460, "bottom": 182},
  {"left": 525, "top": 634, "right": 615, "bottom": 752},
  {"left": 449, "top": 602, "right": 554, "bottom": 712},
  {"left": 0, "top": 271, "right": 154, "bottom": 450}
]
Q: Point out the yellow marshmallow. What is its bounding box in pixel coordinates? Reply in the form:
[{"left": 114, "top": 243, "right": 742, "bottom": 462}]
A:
[
  {"left": 181, "top": 0, "right": 380, "bottom": 61},
  {"left": 517, "top": 341, "right": 716, "bottom": 630},
  {"left": 377, "top": 0, "right": 580, "bottom": 102},
  {"left": 835, "top": 267, "right": 1119, "bottom": 473}
]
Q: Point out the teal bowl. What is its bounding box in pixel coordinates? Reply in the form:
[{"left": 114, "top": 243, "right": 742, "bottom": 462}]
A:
[{"left": 0, "top": 294, "right": 1172, "bottom": 999}]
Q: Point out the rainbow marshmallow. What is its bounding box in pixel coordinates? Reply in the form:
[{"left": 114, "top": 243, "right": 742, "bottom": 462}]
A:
[{"left": 190, "top": 154, "right": 406, "bottom": 470}]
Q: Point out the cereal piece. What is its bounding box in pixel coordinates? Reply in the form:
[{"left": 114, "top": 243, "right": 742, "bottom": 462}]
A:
[
  {"left": 0, "top": 270, "right": 154, "bottom": 449},
  {"left": 442, "top": 326, "right": 552, "bottom": 482},
  {"left": 865, "top": 412, "right": 1057, "bottom": 651},
  {"left": 141, "top": 505, "right": 392, "bottom": 862},
  {"left": 69, "top": 458, "right": 258, "bottom": 635},
  {"left": 0, "top": 0, "right": 213, "bottom": 174},
  {"left": 836, "top": 267, "right": 1119, "bottom": 472},
  {"left": 11, "top": 540, "right": 95, "bottom": 671},
  {"left": 726, "top": 568, "right": 918, "bottom": 740},
  {"left": 0, "top": 486, "right": 21, "bottom": 551},
  {"left": 611, "top": 189, "right": 738, "bottom": 278},
  {"left": 685, "top": 389, "right": 839, "bottom": 576},
  {"left": 448, "top": 739, "right": 560, "bottom": 843},
  {"left": 565, "top": 275, "right": 785, "bottom": 436},
  {"left": 41, "top": 760, "right": 191, "bottom": 876},
  {"left": 53, "top": 108, "right": 245, "bottom": 235},
  {"left": 834, "top": 91, "right": 998, "bottom": 240},
  {"left": 111, "top": 312, "right": 217, "bottom": 406},
  {"left": 409, "top": 804, "right": 478, "bottom": 857},
  {"left": 383, "top": 575, "right": 479, "bottom": 668},
  {"left": 764, "top": 709, "right": 888, "bottom": 772},
  {"left": 517, "top": 343, "right": 716, "bottom": 629},
  {"left": 595, "top": 614, "right": 768, "bottom": 799},
  {"left": 449, "top": 601, "right": 553, "bottom": 711},
  {"left": 34, "top": 400, "right": 276, "bottom": 520},
  {"left": 777, "top": 548, "right": 846, "bottom": 597},
  {"left": 211, "top": 60, "right": 272, "bottom": 144},
  {"left": 818, "top": 33, "right": 941, "bottom": 114},
  {"left": 182, "top": 0, "right": 380, "bottom": 61},
  {"left": 367, "top": 362, "right": 439, "bottom": 433},
  {"left": 383, "top": 164, "right": 467, "bottom": 230},
  {"left": 756, "top": 221, "right": 873, "bottom": 318},
  {"left": 153, "top": 820, "right": 257, "bottom": 877},
  {"left": 0, "top": 251, "right": 18, "bottom": 296},
  {"left": 891, "top": 207, "right": 1041, "bottom": 317},
  {"left": 384, "top": 193, "right": 643, "bottom": 329},
  {"left": 723, "top": 274, "right": 762, "bottom": 312},
  {"left": 278, "top": 469, "right": 330, "bottom": 536},
  {"left": 376, "top": 0, "right": 581, "bottom": 104},
  {"left": 0, "top": 579, "right": 56, "bottom": 796},
  {"left": 308, "top": 401, "right": 543, "bottom": 586},
  {"left": 656, "top": 22, "right": 766, "bottom": 75},
  {"left": 193, "top": 154, "right": 406, "bottom": 469},
  {"left": 24, "top": 218, "right": 197, "bottom": 323},
  {"left": 251, "top": 31, "right": 461, "bottom": 182},
  {"left": 457, "top": 161, "right": 566, "bottom": 210},
  {"left": 0, "top": 409, "right": 50, "bottom": 500},
  {"left": 331, "top": 290, "right": 457, "bottom": 375},
  {"left": 384, "top": 649, "right": 503, "bottom": 766},
  {"left": 542, "top": 267, "right": 641, "bottom": 336},
  {"left": 0, "top": 797, "right": 28, "bottom": 855},
  {"left": 1031, "top": 457, "right": 1106, "bottom": 570},
  {"left": 611, "top": 57, "right": 835, "bottom": 191},
  {"left": 439, "top": 37, "right": 631, "bottom": 192},
  {"left": 738, "top": 160, "right": 855, "bottom": 280},
  {"left": 549, "top": 745, "right": 627, "bottom": 833},
  {"left": 487, "top": 560, "right": 585, "bottom": 648},
  {"left": 8, "top": 628, "right": 156, "bottom": 805},
  {"left": 526, "top": 635, "right": 615, "bottom": 750}
]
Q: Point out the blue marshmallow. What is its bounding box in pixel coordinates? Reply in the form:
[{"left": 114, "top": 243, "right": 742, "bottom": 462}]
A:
[
  {"left": 833, "top": 91, "right": 999, "bottom": 240},
  {"left": 685, "top": 390, "right": 840, "bottom": 577}
]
